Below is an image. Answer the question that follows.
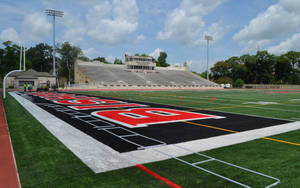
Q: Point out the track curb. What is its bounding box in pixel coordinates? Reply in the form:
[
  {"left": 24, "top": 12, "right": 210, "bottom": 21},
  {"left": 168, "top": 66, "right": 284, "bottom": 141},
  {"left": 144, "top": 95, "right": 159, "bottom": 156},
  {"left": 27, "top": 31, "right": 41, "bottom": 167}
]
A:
[{"left": 0, "top": 94, "right": 21, "bottom": 188}]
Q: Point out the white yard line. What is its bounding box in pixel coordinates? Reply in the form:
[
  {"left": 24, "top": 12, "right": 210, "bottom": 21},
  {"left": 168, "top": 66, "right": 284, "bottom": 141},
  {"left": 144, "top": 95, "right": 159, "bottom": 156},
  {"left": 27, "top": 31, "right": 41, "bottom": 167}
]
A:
[
  {"left": 10, "top": 92, "right": 300, "bottom": 173},
  {"left": 136, "top": 94, "right": 300, "bottom": 109}
]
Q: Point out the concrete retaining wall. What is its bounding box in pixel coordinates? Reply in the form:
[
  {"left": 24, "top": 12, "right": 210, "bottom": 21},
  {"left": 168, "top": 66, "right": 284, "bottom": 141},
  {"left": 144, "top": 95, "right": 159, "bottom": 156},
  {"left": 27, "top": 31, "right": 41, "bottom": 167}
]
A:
[{"left": 244, "top": 84, "right": 300, "bottom": 89}]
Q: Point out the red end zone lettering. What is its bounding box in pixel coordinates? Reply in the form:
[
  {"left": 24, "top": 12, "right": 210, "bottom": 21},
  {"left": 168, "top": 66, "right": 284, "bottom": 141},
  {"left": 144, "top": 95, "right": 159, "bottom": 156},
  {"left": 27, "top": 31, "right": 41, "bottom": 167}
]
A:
[
  {"left": 92, "top": 108, "right": 224, "bottom": 128},
  {"left": 69, "top": 103, "right": 147, "bottom": 110},
  {"left": 46, "top": 96, "right": 97, "bottom": 100},
  {"left": 54, "top": 99, "right": 124, "bottom": 105}
]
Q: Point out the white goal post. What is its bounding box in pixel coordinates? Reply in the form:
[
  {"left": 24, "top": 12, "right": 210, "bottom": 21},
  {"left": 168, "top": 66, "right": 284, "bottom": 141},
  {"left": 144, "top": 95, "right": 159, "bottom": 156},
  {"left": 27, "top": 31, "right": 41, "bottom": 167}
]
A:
[{"left": 3, "top": 70, "right": 23, "bottom": 99}]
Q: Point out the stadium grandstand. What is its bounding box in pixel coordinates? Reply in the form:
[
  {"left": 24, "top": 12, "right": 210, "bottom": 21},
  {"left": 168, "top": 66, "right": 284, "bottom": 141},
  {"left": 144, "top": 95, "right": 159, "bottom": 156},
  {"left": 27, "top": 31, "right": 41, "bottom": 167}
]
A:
[{"left": 72, "top": 54, "right": 221, "bottom": 89}]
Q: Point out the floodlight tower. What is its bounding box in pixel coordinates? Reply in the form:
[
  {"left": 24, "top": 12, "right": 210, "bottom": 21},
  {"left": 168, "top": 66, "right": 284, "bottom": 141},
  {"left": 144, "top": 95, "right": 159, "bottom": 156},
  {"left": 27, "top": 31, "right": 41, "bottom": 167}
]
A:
[
  {"left": 205, "top": 35, "right": 213, "bottom": 80},
  {"left": 45, "top": 9, "right": 64, "bottom": 76},
  {"left": 19, "top": 45, "right": 22, "bottom": 70}
]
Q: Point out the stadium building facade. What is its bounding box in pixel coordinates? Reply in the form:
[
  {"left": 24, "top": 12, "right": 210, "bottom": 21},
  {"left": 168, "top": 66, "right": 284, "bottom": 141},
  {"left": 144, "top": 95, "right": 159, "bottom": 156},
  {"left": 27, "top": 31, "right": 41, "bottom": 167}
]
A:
[{"left": 6, "top": 69, "right": 56, "bottom": 90}]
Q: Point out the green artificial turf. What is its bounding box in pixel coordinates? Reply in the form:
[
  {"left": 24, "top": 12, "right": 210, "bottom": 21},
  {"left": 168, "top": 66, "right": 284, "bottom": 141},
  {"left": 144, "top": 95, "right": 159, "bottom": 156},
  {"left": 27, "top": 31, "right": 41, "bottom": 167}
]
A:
[
  {"left": 4, "top": 89, "right": 300, "bottom": 187},
  {"left": 4, "top": 94, "right": 170, "bottom": 188}
]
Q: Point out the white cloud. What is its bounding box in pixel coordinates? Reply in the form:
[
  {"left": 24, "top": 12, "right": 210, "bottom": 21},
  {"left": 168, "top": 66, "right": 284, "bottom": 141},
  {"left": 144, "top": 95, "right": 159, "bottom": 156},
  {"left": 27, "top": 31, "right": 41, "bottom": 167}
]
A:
[
  {"left": 157, "top": 0, "right": 227, "bottom": 46},
  {"left": 136, "top": 34, "right": 145, "bottom": 41},
  {"left": 0, "top": 4, "right": 22, "bottom": 15},
  {"left": 62, "top": 12, "right": 86, "bottom": 44},
  {"left": 106, "top": 55, "right": 115, "bottom": 63},
  {"left": 86, "top": 0, "right": 139, "bottom": 44},
  {"left": 21, "top": 12, "right": 52, "bottom": 42},
  {"left": 233, "top": 0, "right": 300, "bottom": 51},
  {"left": 240, "top": 39, "right": 270, "bottom": 53},
  {"left": 194, "top": 23, "right": 229, "bottom": 45},
  {"left": 83, "top": 47, "right": 98, "bottom": 58},
  {"left": 0, "top": 28, "right": 19, "bottom": 43},
  {"left": 149, "top": 48, "right": 164, "bottom": 59},
  {"left": 78, "top": 0, "right": 100, "bottom": 6},
  {"left": 268, "top": 33, "right": 300, "bottom": 54},
  {"left": 187, "top": 60, "right": 207, "bottom": 73}
]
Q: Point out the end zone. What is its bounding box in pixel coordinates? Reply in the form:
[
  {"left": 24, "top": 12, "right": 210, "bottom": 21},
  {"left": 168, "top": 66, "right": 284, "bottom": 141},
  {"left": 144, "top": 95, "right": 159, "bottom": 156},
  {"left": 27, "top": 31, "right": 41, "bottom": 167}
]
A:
[{"left": 10, "top": 91, "right": 300, "bottom": 173}]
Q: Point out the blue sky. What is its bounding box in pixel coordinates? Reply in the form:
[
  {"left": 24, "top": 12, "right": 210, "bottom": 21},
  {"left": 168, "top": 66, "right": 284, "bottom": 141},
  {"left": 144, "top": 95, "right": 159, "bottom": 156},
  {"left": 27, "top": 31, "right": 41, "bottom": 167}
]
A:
[{"left": 2, "top": 0, "right": 300, "bottom": 73}]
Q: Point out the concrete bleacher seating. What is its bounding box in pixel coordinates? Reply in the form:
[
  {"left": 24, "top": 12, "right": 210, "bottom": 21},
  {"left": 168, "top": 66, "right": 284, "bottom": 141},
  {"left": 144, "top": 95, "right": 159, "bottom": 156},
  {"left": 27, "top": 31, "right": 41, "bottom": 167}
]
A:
[{"left": 76, "top": 62, "right": 218, "bottom": 87}]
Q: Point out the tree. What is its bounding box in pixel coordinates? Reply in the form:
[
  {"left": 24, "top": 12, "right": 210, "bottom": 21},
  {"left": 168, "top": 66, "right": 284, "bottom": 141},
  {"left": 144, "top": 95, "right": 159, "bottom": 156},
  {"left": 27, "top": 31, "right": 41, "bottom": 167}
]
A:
[
  {"left": 26, "top": 43, "right": 52, "bottom": 72},
  {"left": 57, "top": 42, "right": 82, "bottom": 83},
  {"left": 210, "top": 61, "right": 230, "bottom": 80},
  {"left": 78, "top": 56, "right": 90, "bottom": 61},
  {"left": 156, "top": 51, "right": 169, "bottom": 67},
  {"left": 274, "top": 55, "right": 292, "bottom": 84},
  {"left": 233, "top": 78, "right": 244, "bottom": 88},
  {"left": 285, "top": 51, "right": 300, "bottom": 69},
  {"left": 280, "top": 51, "right": 300, "bottom": 84},
  {"left": 114, "top": 58, "right": 123, "bottom": 64},
  {"left": 93, "top": 57, "right": 110, "bottom": 64},
  {"left": 240, "top": 54, "right": 256, "bottom": 83},
  {"left": 216, "top": 76, "right": 232, "bottom": 84},
  {"left": 255, "top": 51, "right": 275, "bottom": 84},
  {"left": 226, "top": 56, "right": 247, "bottom": 82},
  {"left": 0, "top": 41, "right": 21, "bottom": 78},
  {"left": 0, "top": 48, "right": 5, "bottom": 79},
  {"left": 192, "top": 71, "right": 210, "bottom": 79},
  {"left": 199, "top": 71, "right": 208, "bottom": 79}
]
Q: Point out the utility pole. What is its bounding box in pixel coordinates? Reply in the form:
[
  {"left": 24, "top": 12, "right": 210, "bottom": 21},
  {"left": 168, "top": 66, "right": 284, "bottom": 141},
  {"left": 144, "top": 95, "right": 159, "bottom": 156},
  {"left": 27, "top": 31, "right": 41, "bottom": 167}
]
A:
[
  {"left": 45, "top": 9, "right": 64, "bottom": 76},
  {"left": 205, "top": 35, "right": 213, "bottom": 80}
]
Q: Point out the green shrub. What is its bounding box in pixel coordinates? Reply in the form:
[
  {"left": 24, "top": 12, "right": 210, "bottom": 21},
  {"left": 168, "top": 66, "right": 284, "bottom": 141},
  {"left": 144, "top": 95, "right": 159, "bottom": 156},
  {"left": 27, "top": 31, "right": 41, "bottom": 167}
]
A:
[
  {"left": 216, "top": 76, "right": 232, "bottom": 84},
  {"left": 234, "top": 78, "right": 244, "bottom": 88}
]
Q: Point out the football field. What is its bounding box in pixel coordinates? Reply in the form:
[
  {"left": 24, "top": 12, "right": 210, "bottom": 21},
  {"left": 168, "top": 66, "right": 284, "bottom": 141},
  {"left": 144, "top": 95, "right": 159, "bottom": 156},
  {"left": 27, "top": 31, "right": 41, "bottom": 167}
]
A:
[{"left": 4, "top": 89, "right": 300, "bottom": 187}]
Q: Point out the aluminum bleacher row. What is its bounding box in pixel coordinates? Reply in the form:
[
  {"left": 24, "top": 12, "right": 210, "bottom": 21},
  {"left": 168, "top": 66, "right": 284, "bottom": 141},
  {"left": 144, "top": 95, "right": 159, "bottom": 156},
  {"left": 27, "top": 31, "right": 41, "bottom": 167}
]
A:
[{"left": 76, "top": 63, "right": 220, "bottom": 88}]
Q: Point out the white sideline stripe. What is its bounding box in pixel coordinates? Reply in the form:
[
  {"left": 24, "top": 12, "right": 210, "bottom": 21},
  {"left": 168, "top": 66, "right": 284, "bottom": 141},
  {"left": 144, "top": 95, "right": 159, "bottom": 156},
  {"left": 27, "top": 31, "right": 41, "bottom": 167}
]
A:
[{"left": 10, "top": 92, "right": 300, "bottom": 173}]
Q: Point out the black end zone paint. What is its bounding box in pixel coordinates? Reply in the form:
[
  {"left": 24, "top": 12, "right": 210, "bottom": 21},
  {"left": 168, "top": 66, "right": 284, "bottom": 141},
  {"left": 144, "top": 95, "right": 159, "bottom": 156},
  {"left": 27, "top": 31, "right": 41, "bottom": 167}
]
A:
[{"left": 20, "top": 92, "right": 291, "bottom": 153}]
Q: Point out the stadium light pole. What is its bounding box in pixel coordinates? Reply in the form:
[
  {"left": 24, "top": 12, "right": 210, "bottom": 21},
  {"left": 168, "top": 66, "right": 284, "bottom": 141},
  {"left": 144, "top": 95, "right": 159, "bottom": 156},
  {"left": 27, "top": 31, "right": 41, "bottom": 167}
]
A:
[
  {"left": 205, "top": 35, "right": 213, "bottom": 80},
  {"left": 19, "top": 45, "right": 22, "bottom": 70},
  {"left": 23, "top": 45, "right": 26, "bottom": 71},
  {"left": 46, "top": 9, "right": 64, "bottom": 76}
]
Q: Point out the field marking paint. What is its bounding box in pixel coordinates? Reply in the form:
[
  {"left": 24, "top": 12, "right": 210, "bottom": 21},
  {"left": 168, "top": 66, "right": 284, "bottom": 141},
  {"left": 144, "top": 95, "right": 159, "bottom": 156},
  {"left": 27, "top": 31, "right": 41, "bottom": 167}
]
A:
[
  {"left": 290, "top": 99, "right": 300, "bottom": 101},
  {"left": 243, "top": 102, "right": 278, "bottom": 105},
  {"left": 136, "top": 164, "right": 182, "bottom": 188},
  {"left": 11, "top": 91, "right": 300, "bottom": 179},
  {"left": 142, "top": 92, "right": 300, "bottom": 109},
  {"left": 249, "top": 106, "right": 300, "bottom": 113},
  {"left": 137, "top": 91, "right": 283, "bottom": 103},
  {"left": 79, "top": 91, "right": 295, "bottom": 122},
  {"left": 206, "top": 101, "right": 300, "bottom": 112},
  {"left": 173, "top": 96, "right": 216, "bottom": 105},
  {"left": 68, "top": 91, "right": 300, "bottom": 146},
  {"left": 264, "top": 91, "right": 300, "bottom": 94},
  {"left": 184, "top": 121, "right": 238, "bottom": 133},
  {"left": 92, "top": 108, "right": 223, "bottom": 128},
  {"left": 78, "top": 91, "right": 300, "bottom": 113},
  {"left": 262, "top": 137, "right": 300, "bottom": 146},
  {"left": 139, "top": 93, "right": 217, "bottom": 105},
  {"left": 184, "top": 121, "right": 300, "bottom": 147}
]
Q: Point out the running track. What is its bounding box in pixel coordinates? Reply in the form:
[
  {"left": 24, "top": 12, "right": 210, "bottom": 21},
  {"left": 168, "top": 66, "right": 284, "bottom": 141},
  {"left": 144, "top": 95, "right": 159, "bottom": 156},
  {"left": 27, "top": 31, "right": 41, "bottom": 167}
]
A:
[{"left": 0, "top": 95, "right": 20, "bottom": 188}]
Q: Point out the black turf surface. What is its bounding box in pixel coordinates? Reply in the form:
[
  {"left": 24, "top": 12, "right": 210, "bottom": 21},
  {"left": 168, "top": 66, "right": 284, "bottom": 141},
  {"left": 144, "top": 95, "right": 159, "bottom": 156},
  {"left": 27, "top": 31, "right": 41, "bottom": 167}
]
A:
[{"left": 19, "top": 92, "right": 291, "bottom": 153}]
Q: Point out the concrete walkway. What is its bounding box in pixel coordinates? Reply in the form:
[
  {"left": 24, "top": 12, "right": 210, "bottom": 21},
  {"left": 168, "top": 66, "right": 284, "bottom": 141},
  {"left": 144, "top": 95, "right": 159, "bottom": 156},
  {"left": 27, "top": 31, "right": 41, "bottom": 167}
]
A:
[{"left": 0, "top": 95, "right": 20, "bottom": 188}]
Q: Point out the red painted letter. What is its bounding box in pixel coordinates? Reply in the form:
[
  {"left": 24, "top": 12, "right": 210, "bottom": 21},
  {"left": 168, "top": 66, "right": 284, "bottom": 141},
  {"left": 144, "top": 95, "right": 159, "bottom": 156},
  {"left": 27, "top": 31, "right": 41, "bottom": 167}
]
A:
[{"left": 92, "top": 108, "right": 224, "bottom": 128}]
